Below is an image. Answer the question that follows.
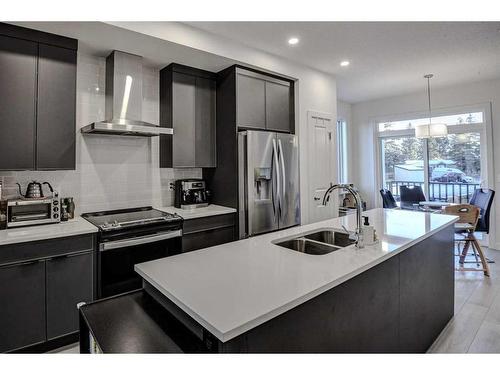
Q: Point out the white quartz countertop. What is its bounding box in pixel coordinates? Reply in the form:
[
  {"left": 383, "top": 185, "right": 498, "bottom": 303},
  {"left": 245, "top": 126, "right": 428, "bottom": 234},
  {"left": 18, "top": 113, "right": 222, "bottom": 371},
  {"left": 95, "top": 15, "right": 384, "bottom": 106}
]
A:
[
  {"left": 0, "top": 217, "right": 98, "bottom": 246},
  {"left": 135, "top": 208, "right": 458, "bottom": 342},
  {"left": 155, "top": 204, "right": 236, "bottom": 220}
]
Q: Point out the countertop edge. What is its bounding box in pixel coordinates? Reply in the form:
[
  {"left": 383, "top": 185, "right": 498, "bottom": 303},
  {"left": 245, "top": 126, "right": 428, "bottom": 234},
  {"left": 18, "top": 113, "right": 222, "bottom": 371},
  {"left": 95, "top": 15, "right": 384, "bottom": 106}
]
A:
[
  {"left": 154, "top": 205, "right": 237, "bottom": 220},
  {"left": 0, "top": 219, "right": 98, "bottom": 246},
  {"left": 137, "top": 215, "right": 458, "bottom": 342}
]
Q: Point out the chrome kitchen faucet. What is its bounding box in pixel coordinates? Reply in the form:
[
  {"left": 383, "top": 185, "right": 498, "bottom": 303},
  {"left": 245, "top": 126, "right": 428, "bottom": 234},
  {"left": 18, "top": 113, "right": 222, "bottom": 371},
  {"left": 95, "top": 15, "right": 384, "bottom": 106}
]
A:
[{"left": 322, "top": 184, "right": 364, "bottom": 248}]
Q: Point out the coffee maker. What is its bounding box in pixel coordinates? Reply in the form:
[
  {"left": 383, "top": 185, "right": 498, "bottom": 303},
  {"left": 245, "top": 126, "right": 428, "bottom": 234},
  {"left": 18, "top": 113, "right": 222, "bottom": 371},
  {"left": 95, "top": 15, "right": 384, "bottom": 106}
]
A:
[{"left": 174, "top": 179, "right": 210, "bottom": 209}]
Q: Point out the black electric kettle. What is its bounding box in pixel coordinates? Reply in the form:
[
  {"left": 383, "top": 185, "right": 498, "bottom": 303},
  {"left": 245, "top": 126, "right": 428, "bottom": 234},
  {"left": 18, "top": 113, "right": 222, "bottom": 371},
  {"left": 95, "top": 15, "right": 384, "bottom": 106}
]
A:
[{"left": 16, "top": 181, "right": 54, "bottom": 199}]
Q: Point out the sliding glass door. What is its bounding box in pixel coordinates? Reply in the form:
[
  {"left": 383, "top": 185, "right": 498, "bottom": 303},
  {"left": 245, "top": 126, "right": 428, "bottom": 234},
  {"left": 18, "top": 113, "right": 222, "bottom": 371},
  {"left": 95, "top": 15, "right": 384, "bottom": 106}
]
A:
[{"left": 378, "top": 111, "right": 486, "bottom": 203}]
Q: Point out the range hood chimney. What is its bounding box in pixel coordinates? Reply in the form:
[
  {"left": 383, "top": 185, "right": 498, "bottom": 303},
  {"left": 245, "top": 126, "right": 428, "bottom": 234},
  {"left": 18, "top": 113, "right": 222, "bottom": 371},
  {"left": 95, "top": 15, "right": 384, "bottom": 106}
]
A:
[{"left": 81, "top": 51, "right": 172, "bottom": 137}]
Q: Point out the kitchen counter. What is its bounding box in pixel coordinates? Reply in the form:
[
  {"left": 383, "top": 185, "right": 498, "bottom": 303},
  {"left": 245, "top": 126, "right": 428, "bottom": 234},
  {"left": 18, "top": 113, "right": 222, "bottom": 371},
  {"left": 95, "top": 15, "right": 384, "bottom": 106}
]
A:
[
  {"left": 155, "top": 204, "right": 236, "bottom": 220},
  {"left": 136, "top": 208, "right": 458, "bottom": 343},
  {"left": 0, "top": 217, "right": 98, "bottom": 246}
]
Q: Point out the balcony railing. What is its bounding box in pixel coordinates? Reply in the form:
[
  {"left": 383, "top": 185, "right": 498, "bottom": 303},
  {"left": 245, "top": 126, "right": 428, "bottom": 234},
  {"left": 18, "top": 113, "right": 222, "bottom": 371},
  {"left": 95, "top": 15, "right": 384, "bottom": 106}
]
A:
[{"left": 385, "top": 180, "right": 481, "bottom": 204}]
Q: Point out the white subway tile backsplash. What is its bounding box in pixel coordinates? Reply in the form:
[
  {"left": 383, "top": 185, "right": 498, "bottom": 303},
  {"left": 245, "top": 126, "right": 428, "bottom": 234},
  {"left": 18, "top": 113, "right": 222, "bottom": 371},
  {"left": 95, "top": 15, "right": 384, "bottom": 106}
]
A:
[{"left": 4, "top": 53, "right": 201, "bottom": 214}]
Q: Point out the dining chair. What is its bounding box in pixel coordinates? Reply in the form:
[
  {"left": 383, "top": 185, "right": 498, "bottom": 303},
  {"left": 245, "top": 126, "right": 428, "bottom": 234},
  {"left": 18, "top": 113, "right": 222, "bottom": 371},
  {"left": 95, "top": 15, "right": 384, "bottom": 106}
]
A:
[
  {"left": 469, "top": 188, "right": 495, "bottom": 234},
  {"left": 444, "top": 204, "right": 489, "bottom": 276},
  {"left": 400, "top": 185, "right": 426, "bottom": 210},
  {"left": 379, "top": 189, "right": 397, "bottom": 209}
]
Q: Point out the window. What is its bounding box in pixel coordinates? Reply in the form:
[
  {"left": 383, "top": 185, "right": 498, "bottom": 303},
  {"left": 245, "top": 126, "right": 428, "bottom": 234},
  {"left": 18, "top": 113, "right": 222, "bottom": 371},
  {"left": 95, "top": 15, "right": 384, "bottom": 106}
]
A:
[
  {"left": 337, "top": 119, "right": 348, "bottom": 184},
  {"left": 378, "top": 110, "right": 486, "bottom": 204}
]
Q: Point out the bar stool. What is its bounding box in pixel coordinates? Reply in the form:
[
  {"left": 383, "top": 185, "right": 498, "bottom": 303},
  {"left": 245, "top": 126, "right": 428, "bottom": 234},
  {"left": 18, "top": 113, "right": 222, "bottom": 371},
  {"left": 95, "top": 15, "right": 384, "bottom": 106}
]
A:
[{"left": 444, "top": 204, "right": 489, "bottom": 276}]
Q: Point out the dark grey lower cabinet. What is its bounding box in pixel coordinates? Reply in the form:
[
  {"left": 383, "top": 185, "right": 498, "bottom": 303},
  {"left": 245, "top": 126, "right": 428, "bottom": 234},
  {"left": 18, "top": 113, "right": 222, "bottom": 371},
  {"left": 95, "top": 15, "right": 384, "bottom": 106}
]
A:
[
  {"left": 0, "top": 234, "right": 95, "bottom": 352},
  {"left": 46, "top": 252, "right": 93, "bottom": 340},
  {"left": 182, "top": 214, "right": 236, "bottom": 253},
  {"left": 183, "top": 227, "right": 235, "bottom": 253},
  {"left": 0, "top": 260, "right": 46, "bottom": 353},
  {"left": 399, "top": 225, "right": 455, "bottom": 352}
]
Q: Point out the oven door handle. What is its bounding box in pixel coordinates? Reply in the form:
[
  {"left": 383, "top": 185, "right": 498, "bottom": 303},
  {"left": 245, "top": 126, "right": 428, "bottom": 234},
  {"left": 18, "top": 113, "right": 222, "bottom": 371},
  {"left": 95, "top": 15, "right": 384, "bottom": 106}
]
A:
[{"left": 99, "top": 229, "right": 182, "bottom": 252}]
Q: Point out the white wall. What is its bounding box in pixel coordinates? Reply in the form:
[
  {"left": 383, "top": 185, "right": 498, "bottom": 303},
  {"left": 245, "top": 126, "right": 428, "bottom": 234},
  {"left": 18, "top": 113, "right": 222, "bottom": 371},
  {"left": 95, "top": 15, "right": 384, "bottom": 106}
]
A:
[
  {"left": 109, "top": 22, "right": 338, "bottom": 224},
  {"left": 0, "top": 53, "right": 201, "bottom": 214},
  {"left": 350, "top": 78, "right": 500, "bottom": 248}
]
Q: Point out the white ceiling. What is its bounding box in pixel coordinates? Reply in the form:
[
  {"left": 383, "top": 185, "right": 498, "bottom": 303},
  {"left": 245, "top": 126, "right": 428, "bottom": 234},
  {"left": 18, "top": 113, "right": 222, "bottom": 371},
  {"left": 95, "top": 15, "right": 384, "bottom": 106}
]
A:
[{"left": 185, "top": 22, "right": 500, "bottom": 103}]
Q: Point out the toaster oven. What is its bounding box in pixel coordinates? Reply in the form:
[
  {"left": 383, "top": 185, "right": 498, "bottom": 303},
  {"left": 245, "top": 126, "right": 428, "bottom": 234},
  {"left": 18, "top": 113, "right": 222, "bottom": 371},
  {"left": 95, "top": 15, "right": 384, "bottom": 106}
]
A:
[{"left": 7, "top": 196, "right": 61, "bottom": 228}]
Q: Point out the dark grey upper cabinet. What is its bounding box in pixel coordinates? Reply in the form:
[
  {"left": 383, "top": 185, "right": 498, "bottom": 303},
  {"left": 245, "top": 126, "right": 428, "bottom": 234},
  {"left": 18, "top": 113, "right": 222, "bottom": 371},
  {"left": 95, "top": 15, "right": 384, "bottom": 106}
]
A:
[
  {"left": 46, "top": 251, "right": 93, "bottom": 340},
  {"left": 172, "top": 72, "right": 196, "bottom": 167},
  {"left": 265, "top": 80, "right": 292, "bottom": 132},
  {"left": 0, "top": 260, "right": 46, "bottom": 352},
  {"left": 0, "top": 35, "right": 37, "bottom": 171},
  {"left": 195, "top": 77, "right": 216, "bottom": 167},
  {"left": 0, "top": 23, "right": 77, "bottom": 171},
  {"left": 160, "top": 64, "right": 217, "bottom": 168},
  {"left": 233, "top": 67, "right": 294, "bottom": 133},
  {"left": 236, "top": 73, "right": 266, "bottom": 129},
  {"left": 37, "top": 44, "right": 77, "bottom": 170}
]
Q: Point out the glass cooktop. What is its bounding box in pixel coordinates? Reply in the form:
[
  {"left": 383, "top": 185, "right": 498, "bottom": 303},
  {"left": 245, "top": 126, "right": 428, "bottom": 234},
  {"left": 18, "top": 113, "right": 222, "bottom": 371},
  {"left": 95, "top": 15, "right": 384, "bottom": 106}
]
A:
[{"left": 82, "top": 206, "right": 181, "bottom": 230}]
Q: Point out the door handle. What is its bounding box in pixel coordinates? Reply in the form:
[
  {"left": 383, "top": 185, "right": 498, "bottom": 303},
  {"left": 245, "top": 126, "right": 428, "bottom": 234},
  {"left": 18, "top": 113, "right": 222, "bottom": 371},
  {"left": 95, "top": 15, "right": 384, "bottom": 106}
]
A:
[
  {"left": 272, "top": 138, "right": 281, "bottom": 218},
  {"left": 278, "top": 139, "right": 286, "bottom": 211},
  {"left": 99, "top": 230, "right": 182, "bottom": 251}
]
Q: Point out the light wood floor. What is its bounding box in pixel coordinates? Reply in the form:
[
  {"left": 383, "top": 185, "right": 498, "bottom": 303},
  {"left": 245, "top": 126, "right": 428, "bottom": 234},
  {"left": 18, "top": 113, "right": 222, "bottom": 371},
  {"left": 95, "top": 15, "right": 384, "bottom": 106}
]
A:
[
  {"left": 51, "top": 248, "right": 500, "bottom": 354},
  {"left": 428, "top": 247, "right": 500, "bottom": 353}
]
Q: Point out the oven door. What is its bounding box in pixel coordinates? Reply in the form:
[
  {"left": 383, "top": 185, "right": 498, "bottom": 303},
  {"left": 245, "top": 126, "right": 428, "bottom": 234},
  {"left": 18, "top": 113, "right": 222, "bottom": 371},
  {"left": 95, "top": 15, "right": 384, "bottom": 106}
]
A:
[{"left": 98, "top": 229, "right": 182, "bottom": 298}]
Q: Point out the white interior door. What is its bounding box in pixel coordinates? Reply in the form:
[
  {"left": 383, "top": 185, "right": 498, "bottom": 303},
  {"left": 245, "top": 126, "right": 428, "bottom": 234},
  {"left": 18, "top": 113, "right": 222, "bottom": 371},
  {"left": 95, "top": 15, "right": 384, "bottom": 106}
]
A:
[{"left": 308, "top": 111, "right": 336, "bottom": 223}]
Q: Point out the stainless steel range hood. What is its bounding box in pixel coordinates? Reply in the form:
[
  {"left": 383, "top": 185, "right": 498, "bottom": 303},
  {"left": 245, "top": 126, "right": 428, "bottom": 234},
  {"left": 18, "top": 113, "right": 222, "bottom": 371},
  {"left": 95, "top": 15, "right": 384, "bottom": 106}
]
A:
[{"left": 81, "top": 51, "right": 172, "bottom": 137}]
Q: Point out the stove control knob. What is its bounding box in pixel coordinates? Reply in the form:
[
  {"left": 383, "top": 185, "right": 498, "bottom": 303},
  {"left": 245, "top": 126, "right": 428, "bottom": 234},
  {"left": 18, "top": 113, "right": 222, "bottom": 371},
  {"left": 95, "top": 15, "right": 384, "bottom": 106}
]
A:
[
  {"left": 54, "top": 214, "right": 59, "bottom": 219},
  {"left": 53, "top": 207, "right": 59, "bottom": 212}
]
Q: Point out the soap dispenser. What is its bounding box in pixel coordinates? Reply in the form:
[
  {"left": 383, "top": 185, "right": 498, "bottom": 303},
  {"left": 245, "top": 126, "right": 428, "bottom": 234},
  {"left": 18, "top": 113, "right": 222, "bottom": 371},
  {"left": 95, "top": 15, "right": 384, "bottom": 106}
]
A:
[{"left": 362, "top": 216, "right": 377, "bottom": 245}]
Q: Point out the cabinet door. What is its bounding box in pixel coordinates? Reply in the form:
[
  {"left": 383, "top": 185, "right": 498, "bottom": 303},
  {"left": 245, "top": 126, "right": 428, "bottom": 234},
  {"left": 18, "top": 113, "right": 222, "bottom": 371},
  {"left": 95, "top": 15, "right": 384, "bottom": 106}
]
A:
[
  {"left": 172, "top": 72, "right": 196, "bottom": 167},
  {"left": 399, "top": 226, "right": 454, "bottom": 352},
  {"left": 195, "top": 77, "right": 216, "bottom": 167},
  {"left": 0, "top": 260, "right": 45, "bottom": 352},
  {"left": 265, "top": 81, "right": 292, "bottom": 133},
  {"left": 236, "top": 73, "right": 266, "bottom": 129},
  {"left": 0, "top": 35, "right": 37, "bottom": 170},
  {"left": 36, "top": 44, "right": 77, "bottom": 170},
  {"left": 182, "top": 227, "right": 235, "bottom": 253},
  {"left": 46, "top": 252, "right": 93, "bottom": 339}
]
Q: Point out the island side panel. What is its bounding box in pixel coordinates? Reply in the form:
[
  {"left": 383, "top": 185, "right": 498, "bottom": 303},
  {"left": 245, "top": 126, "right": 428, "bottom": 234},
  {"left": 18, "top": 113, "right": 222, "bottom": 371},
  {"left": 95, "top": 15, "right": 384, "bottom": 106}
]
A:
[
  {"left": 398, "top": 223, "right": 455, "bottom": 352},
  {"left": 221, "top": 255, "right": 401, "bottom": 353}
]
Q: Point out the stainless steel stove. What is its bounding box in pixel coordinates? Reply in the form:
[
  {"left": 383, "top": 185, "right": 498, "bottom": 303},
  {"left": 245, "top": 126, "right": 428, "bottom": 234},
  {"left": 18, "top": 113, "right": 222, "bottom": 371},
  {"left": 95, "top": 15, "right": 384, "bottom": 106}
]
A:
[{"left": 82, "top": 207, "right": 183, "bottom": 298}]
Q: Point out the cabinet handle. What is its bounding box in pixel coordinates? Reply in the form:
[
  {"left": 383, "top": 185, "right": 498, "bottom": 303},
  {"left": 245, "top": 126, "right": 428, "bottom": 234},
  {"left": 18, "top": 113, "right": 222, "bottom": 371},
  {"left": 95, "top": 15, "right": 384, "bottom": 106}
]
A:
[
  {"left": 0, "top": 259, "right": 44, "bottom": 269},
  {"left": 50, "top": 250, "right": 92, "bottom": 261}
]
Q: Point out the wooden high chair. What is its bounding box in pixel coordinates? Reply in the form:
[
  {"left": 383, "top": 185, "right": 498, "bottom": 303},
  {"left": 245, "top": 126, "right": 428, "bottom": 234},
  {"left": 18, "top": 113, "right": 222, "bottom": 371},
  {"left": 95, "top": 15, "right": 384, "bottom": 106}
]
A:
[{"left": 444, "top": 204, "right": 489, "bottom": 276}]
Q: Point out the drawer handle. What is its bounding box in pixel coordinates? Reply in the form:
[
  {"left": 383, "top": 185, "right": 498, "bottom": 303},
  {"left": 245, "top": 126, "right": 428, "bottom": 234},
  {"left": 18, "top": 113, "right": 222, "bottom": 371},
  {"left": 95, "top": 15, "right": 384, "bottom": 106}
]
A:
[{"left": 0, "top": 259, "right": 44, "bottom": 269}]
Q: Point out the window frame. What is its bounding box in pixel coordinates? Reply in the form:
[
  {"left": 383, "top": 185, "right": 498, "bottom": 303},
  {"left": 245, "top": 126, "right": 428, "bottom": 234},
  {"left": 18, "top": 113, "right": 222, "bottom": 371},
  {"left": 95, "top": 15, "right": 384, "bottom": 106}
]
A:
[
  {"left": 373, "top": 102, "right": 494, "bottom": 208},
  {"left": 336, "top": 119, "right": 348, "bottom": 184}
]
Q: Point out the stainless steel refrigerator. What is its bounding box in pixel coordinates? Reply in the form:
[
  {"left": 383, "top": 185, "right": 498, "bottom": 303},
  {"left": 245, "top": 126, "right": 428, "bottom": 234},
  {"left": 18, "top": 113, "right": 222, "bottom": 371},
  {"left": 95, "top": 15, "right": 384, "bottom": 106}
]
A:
[{"left": 238, "top": 130, "right": 300, "bottom": 238}]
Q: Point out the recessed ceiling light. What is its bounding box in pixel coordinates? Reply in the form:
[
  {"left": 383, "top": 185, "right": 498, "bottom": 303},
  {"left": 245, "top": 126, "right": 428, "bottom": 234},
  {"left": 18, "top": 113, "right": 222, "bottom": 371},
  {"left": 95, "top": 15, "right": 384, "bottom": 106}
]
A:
[
  {"left": 288, "top": 37, "right": 299, "bottom": 45},
  {"left": 340, "top": 60, "right": 350, "bottom": 67}
]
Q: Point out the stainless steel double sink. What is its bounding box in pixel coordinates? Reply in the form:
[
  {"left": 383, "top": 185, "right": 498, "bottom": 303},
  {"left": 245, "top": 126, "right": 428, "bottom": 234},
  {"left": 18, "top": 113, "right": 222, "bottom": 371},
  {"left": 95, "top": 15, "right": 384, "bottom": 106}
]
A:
[{"left": 273, "top": 229, "right": 356, "bottom": 255}]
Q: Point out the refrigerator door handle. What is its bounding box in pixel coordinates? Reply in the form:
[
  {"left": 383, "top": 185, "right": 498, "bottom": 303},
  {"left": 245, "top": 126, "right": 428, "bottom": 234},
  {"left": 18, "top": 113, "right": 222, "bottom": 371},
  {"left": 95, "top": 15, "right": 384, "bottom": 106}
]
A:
[
  {"left": 278, "top": 139, "right": 286, "bottom": 202},
  {"left": 272, "top": 138, "right": 281, "bottom": 217},
  {"left": 270, "top": 145, "right": 276, "bottom": 217}
]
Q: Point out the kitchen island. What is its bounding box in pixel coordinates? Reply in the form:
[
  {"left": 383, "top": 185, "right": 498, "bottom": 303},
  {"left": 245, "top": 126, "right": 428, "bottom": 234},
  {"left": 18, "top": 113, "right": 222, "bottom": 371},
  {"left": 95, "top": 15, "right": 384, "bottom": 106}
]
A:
[{"left": 79, "top": 208, "right": 458, "bottom": 353}]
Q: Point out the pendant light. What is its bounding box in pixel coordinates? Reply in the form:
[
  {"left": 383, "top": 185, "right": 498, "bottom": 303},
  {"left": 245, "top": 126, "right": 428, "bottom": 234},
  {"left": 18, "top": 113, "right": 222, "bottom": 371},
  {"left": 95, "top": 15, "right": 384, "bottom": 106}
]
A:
[{"left": 415, "top": 74, "right": 448, "bottom": 138}]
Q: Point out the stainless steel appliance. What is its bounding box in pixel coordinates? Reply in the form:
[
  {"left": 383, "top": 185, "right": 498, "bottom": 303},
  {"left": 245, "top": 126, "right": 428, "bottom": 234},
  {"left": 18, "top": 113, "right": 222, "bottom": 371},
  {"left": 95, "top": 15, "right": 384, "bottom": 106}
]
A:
[
  {"left": 16, "top": 181, "right": 54, "bottom": 199},
  {"left": 81, "top": 51, "right": 173, "bottom": 137},
  {"left": 238, "top": 130, "right": 300, "bottom": 238},
  {"left": 6, "top": 195, "right": 60, "bottom": 228},
  {"left": 174, "top": 179, "right": 210, "bottom": 209},
  {"left": 82, "top": 206, "right": 183, "bottom": 298}
]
